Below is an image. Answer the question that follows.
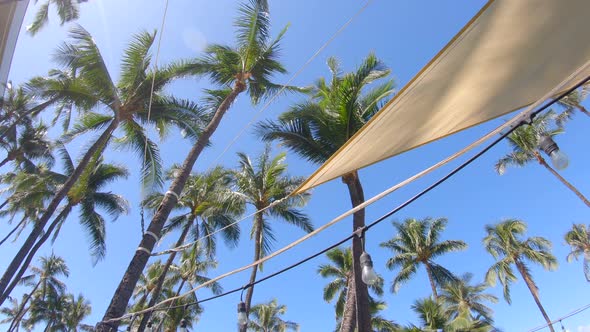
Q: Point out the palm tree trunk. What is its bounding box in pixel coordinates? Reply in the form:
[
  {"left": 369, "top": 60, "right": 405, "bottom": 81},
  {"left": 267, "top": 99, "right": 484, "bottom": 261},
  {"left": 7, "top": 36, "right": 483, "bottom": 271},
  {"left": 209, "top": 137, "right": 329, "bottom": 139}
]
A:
[
  {"left": 0, "top": 215, "right": 27, "bottom": 247},
  {"left": 97, "top": 82, "right": 246, "bottom": 332},
  {"left": 0, "top": 119, "right": 118, "bottom": 306},
  {"left": 424, "top": 263, "right": 439, "bottom": 300},
  {"left": 1, "top": 204, "right": 73, "bottom": 308},
  {"left": 339, "top": 275, "right": 357, "bottom": 332},
  {"left": 240, "top": 213, "right": 264, "bottom": 332},
  {"left": 137, "top": 219, "right": 193, "bottom": 332},
  {"left": 341, "top": 171, "right": 371, "bottom": 332},
  {"left": 535, "top": 153, "right": 590, "bottom": 207},
  {"left": 515, "top": 260, "right": 555, "bottom": 332}
]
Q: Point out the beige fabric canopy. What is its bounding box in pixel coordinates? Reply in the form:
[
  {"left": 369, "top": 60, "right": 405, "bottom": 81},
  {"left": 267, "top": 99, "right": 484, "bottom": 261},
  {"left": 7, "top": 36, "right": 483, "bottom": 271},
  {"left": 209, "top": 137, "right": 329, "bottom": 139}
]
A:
[{"left": 295, "top": 0, "right": 590, "bottom": 194}]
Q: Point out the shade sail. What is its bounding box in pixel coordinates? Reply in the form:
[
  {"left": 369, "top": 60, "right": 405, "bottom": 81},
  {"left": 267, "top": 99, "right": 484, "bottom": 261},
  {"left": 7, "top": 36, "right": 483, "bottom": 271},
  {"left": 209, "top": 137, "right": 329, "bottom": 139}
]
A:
[{"left": 294, "top": 0, "right": 590, "bottom": 194}]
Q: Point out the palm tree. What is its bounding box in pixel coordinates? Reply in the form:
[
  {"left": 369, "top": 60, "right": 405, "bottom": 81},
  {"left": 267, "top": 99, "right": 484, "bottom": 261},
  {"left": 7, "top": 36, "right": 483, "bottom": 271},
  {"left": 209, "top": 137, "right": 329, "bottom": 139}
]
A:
[
  {"left": 439, "top": 273, "right": 498, "bottom": 324},
  {"left": 0, "top": 121, "right": 54, "bottom": 170},
  {"left": 0, "top": 25, "right": 203, "bottom": 305},
  {"left": 256, "top": 53, "right": 394, "bottom": 332},
  {"left": 62, "top": 294, "right": 93, "bottom": 332},
  {"left": 157, "top": 294, "right": 200, "bottom": 332},
  {"left": 0, "top": 84, "right": 57, "bottom": 142},
  {"left": 318, "top": 247, "right": 383, "bottom": 320},
  {"left": 564, "top": 223, "right": 590, "bottom": 282},
  {"left": 136, "top": 166, "right": 243, "bottom": 330},
  {"left": 248, "top": 299, "right": 299, "bottom": 332},
  {"left": 484, "top": 219, "right": 557, "bottom": 332},
  {"left": 5, "top": 254, "right": 69, "bottom": 332},
  {"left": 233, "top": 147, "right": 312, "bottom": 331},
  {"left": 380, "top": 217, "right": 467, "bottom": 300},
  {"left": 130, "top": 261, "right": 178, "bottom": 314},
  {"left": 97, "top": 1, "right": 305, "bottom": 327},
  {"left": 129, "top": 248, "right": 220, "bottom": 331},
  {"left": 406, "top": 298, "right": 495, "bottom": 332},
  {"left": 0, "top": 295, "right": 26, "bottom": 332},
  {"left": 0, "top": 165, "right": 59, "bottom": 247},
  {"left": 555, "top": 86, "right": 590, "bottom": 125},
  {"left": 26, "top": 0, "right": 89, "bottom": 35},
  {"left": 495, "top": 110, "right": 590, "bottom": 207},
  {"left": 0, "top": 150, "right": 129, "bottom": 305},
  {"left": 25, "top": 289, "right": 70, "bottom": 331},
  {"left": 177, "top": 245, "right": 223, "bottom": 299}
]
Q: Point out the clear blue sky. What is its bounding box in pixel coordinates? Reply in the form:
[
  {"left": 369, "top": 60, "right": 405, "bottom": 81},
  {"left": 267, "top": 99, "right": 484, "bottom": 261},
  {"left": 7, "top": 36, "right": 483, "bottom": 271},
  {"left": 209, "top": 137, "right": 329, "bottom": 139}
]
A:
[{"left": 2, "top": 0, "right": 590, "bottom": 331}]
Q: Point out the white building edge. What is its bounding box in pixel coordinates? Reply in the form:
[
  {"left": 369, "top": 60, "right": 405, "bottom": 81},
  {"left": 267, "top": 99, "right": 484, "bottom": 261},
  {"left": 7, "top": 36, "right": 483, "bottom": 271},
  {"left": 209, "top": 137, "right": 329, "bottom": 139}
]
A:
[{"left": 1, "top": 0, "right": 30, "bottom": 96}]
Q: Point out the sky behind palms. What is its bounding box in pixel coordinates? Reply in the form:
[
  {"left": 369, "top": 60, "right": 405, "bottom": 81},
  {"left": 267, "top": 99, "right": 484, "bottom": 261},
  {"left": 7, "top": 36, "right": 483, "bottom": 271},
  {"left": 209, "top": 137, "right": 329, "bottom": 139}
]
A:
[{"left": 2, "top": 0, "right": 590, "bottom": 331}]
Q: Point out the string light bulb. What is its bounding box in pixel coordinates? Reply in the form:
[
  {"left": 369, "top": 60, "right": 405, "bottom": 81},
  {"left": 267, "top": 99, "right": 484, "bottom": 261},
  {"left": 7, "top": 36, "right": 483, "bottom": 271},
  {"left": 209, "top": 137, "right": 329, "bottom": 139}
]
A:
[
  {"left": 360, "top": 252, "right": 379, "bottom": 285},
  {"left": 179, "top": 318, "right": 188, "bottom": 332},
  {"left": 538, "top": 134, "right": 569, "bottom": 170},
  {"left": 237, "top": 302, "right": 248, "bottom": 327}
]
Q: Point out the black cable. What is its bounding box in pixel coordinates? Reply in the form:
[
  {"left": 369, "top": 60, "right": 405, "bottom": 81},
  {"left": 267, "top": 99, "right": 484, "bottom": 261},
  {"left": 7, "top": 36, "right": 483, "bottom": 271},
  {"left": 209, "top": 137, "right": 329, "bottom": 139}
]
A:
[
  {"left": 158, "top": 234, "right": 355, "bottom": 311},
  {"left": 131, "top": 74, "right": 590, "bottom": 316}
]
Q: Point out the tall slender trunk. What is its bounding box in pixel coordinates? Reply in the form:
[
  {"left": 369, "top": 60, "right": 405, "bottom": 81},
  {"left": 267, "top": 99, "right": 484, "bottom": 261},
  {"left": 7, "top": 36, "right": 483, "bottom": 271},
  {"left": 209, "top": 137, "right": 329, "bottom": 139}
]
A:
[
  {"left": 341, "top": 171, "right": 371, "bottom": 332},
  {"left": 0, "top": 215, "right": 27, "bottom": 247},
  {"left": 535, "top": 153, "right": 590, "bottom": 207},
  {"left": 137, "top": 219, "right": 193, "bottom": 332},
  {"left": 424, "top": 262, "right": 438, "bottom": 300},
  {"left": 515, "top": 260, "right": 555, "bottom": 332},
  {"left": 0, "top": 119, "right": 118, "bottom": 306},
  {"left": 240, "top": 212, "right": 263, "bottom": 332},
  {"left": 339, "top": 275, "right": 357, "bottom": 332},
  {"left": 1, "top": 204, "right": 73, "bottom": 308},
  {"left": 96, "top": 82, "right": 246, "bottom": 332}
]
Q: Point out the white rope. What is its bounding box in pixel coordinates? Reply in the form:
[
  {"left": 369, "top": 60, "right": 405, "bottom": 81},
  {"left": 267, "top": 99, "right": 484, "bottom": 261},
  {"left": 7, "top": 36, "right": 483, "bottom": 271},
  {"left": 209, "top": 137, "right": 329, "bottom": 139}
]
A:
[
  {"left": 139, "top": 0, "right": 170, "bottom": 201},
  {"left": 103, "top": 60, "right": 590, "bottom": 323}
]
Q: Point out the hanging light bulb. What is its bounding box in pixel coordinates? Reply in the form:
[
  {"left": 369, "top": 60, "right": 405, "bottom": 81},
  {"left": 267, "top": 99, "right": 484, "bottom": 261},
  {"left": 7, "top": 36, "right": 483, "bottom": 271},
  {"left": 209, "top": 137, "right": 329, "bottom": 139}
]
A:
[
  {"left": 360, "top": 252, "right": 379, "bottom": 285},
  {"left": 538, "top": 134, "right": 569, "bottom": 170},
  {"left": 179, "top": 318, "right": 188, "bottom": 332},
  {"left": 237, "top": 302, "right": 248, "bottom": 327},
  {"left": 180, "top": 128, "right": 187, "bottom": 138}
]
